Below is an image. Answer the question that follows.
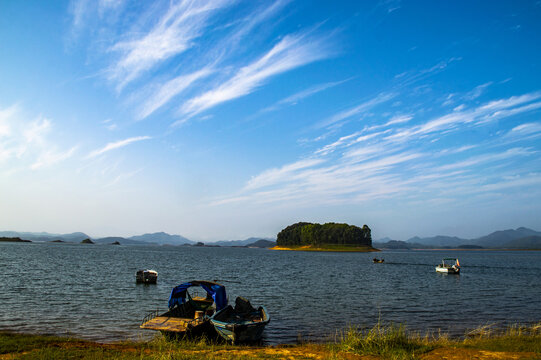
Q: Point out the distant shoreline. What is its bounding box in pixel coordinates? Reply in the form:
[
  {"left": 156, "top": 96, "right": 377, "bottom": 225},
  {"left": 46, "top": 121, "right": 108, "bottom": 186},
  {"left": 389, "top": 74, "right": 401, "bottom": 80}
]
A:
[
  {"left": 380, "top": 247, "right": 541, "bottom": 251},
  {"left": 0, "top": 237, "right": 31, "bottom": 243},
  {"left": 270, "top": 245, "right": 379, "bottom": 252}
]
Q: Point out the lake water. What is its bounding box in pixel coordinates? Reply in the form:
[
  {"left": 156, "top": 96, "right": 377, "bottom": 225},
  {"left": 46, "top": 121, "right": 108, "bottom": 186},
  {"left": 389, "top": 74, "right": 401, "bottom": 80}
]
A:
[{"left": 0, "top": 242, "right": 540, "bottom": 344}]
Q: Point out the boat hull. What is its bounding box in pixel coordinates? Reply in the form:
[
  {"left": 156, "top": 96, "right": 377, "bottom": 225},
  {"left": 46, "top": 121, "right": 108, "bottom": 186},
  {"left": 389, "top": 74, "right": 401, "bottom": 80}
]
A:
[
  {"left": 212, "top": 320, "right": 267, "bottom": 343},
  {"left": 160, "top": 320, "right": 217, "bottom": 340},
  {"left": 210, "top": 305, "right": 270, "bottom": 343},
  {"left": 435, "top": 266, "right": 460, "bottom": 274}
]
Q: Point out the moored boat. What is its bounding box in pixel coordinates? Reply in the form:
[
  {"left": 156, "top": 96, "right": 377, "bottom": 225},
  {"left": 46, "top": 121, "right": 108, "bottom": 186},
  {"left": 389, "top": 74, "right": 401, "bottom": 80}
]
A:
[
  {"left": 435, "top": 258, "right": 460, "bottom": 274},
  {"left": 210, "top": 296, "right": 270, "bottom": 343},
  {"left": 136, "top": 269, "right": 158, "bottom": 284},
  {"left": 140, "top": 280, "right": 227, "bottom": 339}
]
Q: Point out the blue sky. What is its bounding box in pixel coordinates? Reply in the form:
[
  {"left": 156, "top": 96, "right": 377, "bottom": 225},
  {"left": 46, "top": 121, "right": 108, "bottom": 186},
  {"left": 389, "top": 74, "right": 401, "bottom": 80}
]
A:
[{"left": 1, "top": 0, "right": 540, "bottom": 241}]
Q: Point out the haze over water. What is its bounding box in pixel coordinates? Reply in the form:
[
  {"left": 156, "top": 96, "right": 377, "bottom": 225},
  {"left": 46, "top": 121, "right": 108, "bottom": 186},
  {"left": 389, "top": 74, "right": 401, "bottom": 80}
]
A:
[{"left": 1, "top": 242, "right": 539, "bottom": 344}]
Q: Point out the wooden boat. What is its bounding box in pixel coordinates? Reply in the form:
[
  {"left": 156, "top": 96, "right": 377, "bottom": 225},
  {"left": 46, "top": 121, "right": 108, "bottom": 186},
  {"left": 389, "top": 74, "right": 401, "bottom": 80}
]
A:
[
  {"left": 210, "top": 296, "right": 270, "bottom": 343},
  {"left": 435, "top": 258, "right": 460, "bottom": 274},
  {"left": 140, "top": 280, "right": 227, "bottom": 339},
  {"left": 373, "top": 258, "right": 384, "bottom": 263},
  {"left": 136, "top": 269, "right": 158, "bottom": 284}
]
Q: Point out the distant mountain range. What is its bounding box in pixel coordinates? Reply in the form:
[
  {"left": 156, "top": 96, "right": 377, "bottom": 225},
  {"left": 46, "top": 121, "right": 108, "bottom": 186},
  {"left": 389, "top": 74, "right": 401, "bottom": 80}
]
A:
[
  {"left": 374, "top": 227, "right": 541, "bottom": 250},
  {"left": 0, "top": 231, "right": 276, "bottom": 247},
  {"left": 4, "top": 227, "right": 540, "bottom": 249}
]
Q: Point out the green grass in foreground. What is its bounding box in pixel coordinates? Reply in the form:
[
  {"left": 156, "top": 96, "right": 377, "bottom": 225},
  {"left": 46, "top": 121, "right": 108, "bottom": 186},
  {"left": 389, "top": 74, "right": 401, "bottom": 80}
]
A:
[
  {"left": 331, "top": 322, "right": 541, "bottom": 359},
  {"left": 1, "top": 322, "right": 540, "bottom": 359},
  {"left": 461, "top": 323, "right": 541, "bottom": 353},
  {"left": 331, "top": 323, "right": 443, "bottom": 359}
]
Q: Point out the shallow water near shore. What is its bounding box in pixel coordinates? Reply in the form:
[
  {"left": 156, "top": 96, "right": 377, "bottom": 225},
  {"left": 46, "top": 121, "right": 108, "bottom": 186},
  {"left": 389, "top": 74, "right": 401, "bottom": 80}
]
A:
[{"left": 0, "top": 242, "right": 540, "bottom": 344}]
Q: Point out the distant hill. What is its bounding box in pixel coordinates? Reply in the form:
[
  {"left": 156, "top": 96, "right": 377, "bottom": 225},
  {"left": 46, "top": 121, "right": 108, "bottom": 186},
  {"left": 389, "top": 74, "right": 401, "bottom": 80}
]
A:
[
  {"left": 211, "top": 237, "right": 275, "bottom": 247},
  {"left": 0, "top": 231, "right": 90, "bottom": 242},
  {"left": 394, "top": 227, "right": 541, "bottom": 249},
  {"left": 3, "top": 227, "right": 540, "bottom": 249},
  {"left": 0, "top": 231, "right": 193, "bottom": 245},
  {"left": 373, "top": 240, "right": 436, "bottom": 250},
  {"left": 472, "top": 227, "right": 541, "bottom": 248},
  {"left": 373, "top": 240, "right": 409, "bottom": 249},
  {"left": 127, "top": 232, "right": 194, "bottom": 245},
  {"left": 406, "top": 235, "right": 469, "bottom": 247},
  {"left": 93, "top": 236, "right": 154, "bottom": 245},
  {"left": 501, "top": 235, "right": 541, "bottom": 249},
  {"left": 246, "top": 239, "right": 276, "bottom": 248}
]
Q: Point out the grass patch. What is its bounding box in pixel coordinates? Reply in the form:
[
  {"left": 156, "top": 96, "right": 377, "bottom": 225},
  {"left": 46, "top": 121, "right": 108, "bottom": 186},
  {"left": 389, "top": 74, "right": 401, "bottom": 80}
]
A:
[
  {"left": 0, "top": 331, "right": 81, "bottom": 354},
  {"left": 331, "top": 322, "right": 441, "bottom": 359},
  {"left": 1, "top": 323, "right": 540, "bottom": 359},
  {"left": 460, "top": 323, "right": 541, "bottom": 353}
]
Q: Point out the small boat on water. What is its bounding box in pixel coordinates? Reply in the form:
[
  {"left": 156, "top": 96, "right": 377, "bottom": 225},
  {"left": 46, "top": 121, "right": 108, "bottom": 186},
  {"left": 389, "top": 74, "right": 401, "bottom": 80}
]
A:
[
  {"left": 136, "top": 269, "right": 158, "bottom": 284},
  {"left": 210, "top": 296, "right": 270, "bottom": 343},
  {"left": 373, "top": 258, "right": 384, "bottom": 263},
  {"left": 140, "top": 280, "right": 227, "bottom": 339},
  {"left": 435, "top": 258, "right": 460, "bottom": 274}
]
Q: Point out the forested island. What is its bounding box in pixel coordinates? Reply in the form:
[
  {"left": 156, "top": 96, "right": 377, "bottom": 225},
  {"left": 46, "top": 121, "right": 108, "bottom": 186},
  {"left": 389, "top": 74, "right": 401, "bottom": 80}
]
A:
[
  {"left": 273, "top": 222, "right": 376, "bottom": 252},
  {"left": 0, "top": 237, "right": 31, "bottom": 243}
]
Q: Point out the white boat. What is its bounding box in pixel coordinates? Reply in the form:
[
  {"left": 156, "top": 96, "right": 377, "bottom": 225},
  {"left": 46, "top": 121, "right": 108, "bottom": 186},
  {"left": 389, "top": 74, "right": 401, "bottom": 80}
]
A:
[
  {"left": 136, "top": 269, "right": 158, "bottom": 284},
  {"left": 435, "top": 258, "right": 460, "bottom": 274}
]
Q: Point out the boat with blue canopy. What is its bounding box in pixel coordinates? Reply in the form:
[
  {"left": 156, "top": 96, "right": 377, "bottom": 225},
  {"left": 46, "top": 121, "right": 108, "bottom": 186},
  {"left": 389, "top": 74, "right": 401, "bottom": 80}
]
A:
[{"left": 140, "top": 280, "right": 227, "bottom": 338}]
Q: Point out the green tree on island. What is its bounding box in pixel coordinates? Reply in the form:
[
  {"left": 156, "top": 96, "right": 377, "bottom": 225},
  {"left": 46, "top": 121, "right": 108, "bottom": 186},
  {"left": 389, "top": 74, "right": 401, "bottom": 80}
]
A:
[{"left": 276, "top": 222, "right": 372, "bottom": 247}]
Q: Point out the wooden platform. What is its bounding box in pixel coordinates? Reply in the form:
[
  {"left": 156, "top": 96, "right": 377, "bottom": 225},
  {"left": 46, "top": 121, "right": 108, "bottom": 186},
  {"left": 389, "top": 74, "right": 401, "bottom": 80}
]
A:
[{"left": 140, "top": 316, "right": 203, "bottom": 332}]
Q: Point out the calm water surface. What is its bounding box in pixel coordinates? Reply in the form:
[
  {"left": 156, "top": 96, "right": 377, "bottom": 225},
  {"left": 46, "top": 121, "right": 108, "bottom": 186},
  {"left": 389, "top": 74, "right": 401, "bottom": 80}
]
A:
[{"left": 0, "top": 242, "right": 540, "bottom": 344}]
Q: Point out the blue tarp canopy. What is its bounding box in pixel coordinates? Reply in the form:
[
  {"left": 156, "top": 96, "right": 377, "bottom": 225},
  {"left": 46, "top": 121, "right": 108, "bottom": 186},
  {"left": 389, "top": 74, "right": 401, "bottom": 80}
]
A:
[{"left": 168, "top": 280, "right": 227, "bottom": 311}]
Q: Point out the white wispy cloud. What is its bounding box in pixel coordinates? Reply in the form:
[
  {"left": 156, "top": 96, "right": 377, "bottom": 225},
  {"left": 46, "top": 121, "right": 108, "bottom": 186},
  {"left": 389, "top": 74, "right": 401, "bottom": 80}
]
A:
[
  {"left": 261, "top": 78, "right": 351, "bottom": 114},
  {"left": 69, "top": 0, "right": 91, "bottom": 30},
  {"left": 23, "top": 117, "right": 51, "bottom": 145},
  {"left": 102, "top": 119, "right": 118, "bottom": 131},
  {"left": 244, "top": 158, "right": 325, "bottom": 191},
  {"left": 395, "top": 57, "right": 462, "bottom": 88},
  {"left": 86, "top": 136, "right": 151, "bottom": 159},
  {"left": 509, "top": 122, "right": 541, "bottom": 136},
  {"left": 477, "top": 92, "right": 541, "bottom": 112},
  {"left": 464, "top": 82, "right": 492, "bottom": 100},
  {"left": 137, "top": 66, "right": 214, "bottom": 120},
  {"left": 210, "top": 85, "right": 541, "bottom": 210},
  {"left": 0, "top": 105, "right": 77, "bottom": 170},
  {"left": 108, "top": 0, "right": 230, "bottom": 91},
  {"left": 436, "top": 147, "right": 535, "bottom": 172},
  {"left": 317, "top": 92, "right": 396, "bottom": 129},
  {"left": 315, "top": 131, "right": 362, "bottom": 155},
  {"left": 180, "top": 29, "right": 334, "bottom": 117},
  {"left": 227, "top": 0, "right": 291, "bottom": 47},
  {"left": 98, "top": 0, "right": 124, "bottom": 14},
  {"left": 105, "top": 167, "right": 143, "bottom": 187},
  {"left": 385, "top": 114, "right": 413, "bottom": 126},
  {"left": 383, "top": 91, "right": 541, "bottom": 144},
  {"left": 31, "top": 146, "right": 78, "bottom": 170}
]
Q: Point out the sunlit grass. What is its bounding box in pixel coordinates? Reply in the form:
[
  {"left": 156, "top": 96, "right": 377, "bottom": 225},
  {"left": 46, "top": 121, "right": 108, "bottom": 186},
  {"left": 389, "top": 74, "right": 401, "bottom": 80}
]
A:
[
  {"left": 461, "top": 322, "right": 541, "bottom": 353},
  {"left": 330, "top": 322, "right": 443, "bottom": 359},
  {"left": 1, "top": 322, "right": 540, "bottom": 359}
]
